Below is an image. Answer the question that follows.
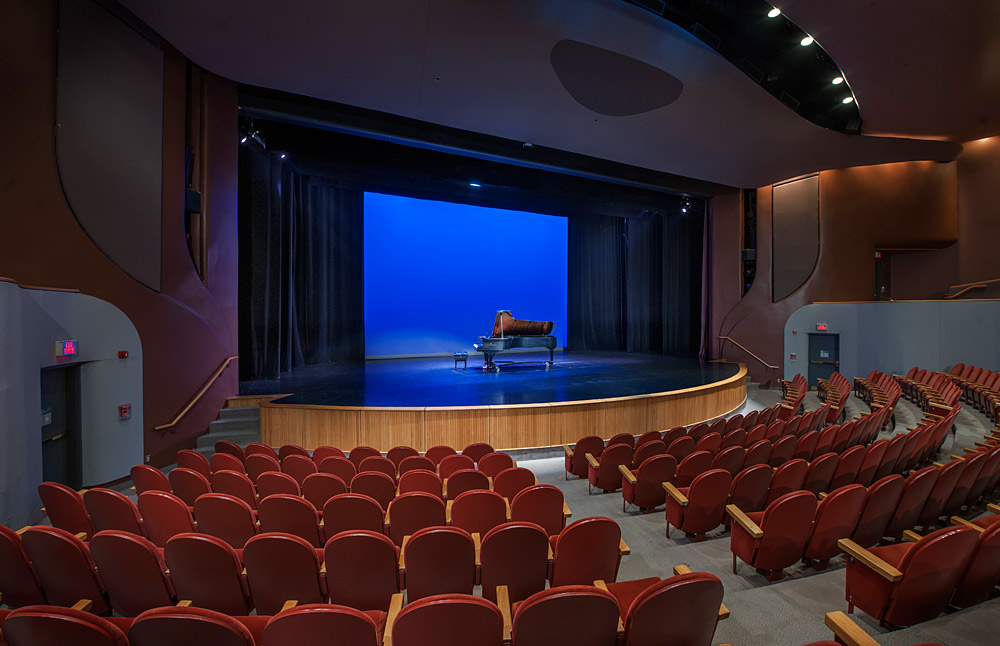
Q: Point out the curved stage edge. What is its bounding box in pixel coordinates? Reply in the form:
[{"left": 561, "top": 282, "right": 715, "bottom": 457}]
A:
[{"left": 259, "top": 362, "right": 748, "bottom": 452}]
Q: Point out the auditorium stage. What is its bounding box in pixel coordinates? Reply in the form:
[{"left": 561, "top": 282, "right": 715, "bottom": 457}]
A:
[{"left": 245, "top": 352, "right": 747, "bottom": 452}]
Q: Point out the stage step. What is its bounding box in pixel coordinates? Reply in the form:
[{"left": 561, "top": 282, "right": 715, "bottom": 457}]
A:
[
  {"left": 195, "top": 406, "right": 262, "bottom": 452},
  {"left": 217, "top": 406, "right": 261, "bottom": 421}
]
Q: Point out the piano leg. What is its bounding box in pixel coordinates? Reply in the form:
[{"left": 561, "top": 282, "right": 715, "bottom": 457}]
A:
[
  {"left": 483, "top": 352, "right": 499, "bottom": 371},
  {"left": 547, "top": 347, "right": 554, "bottom": 366}
]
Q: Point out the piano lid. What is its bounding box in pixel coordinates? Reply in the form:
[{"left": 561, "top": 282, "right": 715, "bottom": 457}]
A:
[{"left": 491, "top": 310, "right": 554, "bottom": 338}]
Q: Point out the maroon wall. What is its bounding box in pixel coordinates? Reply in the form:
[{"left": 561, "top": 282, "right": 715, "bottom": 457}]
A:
[{"left": 0, "top": 0, "right": 238, "bottom": 467}]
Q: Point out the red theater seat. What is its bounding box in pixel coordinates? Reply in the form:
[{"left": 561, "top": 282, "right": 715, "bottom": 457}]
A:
[
  {"left": 137, "top": 491, "right": 196, "bottom": 548},
  {"left": 607, "top": 432, "right": 635, "bottom": 448},
  {"left": 211, "top": 469, "right": 259, "bottom": 510},
  {"left": 244, "top": 532, "right": 326, "bottom": 615},
  {"left": 20, "top": 526, "right": 110, "bottom": 614},
  {"left": 281, "top": 453, "right": 319, "bottom": 486},
  {"left": 884, "top": 467, "right": 939, "bottom": 540},
  {"left": 769, "top": 434, "right": 798, "bottom": 468},
  {"left": 324, "top": 530, "right": 399, "bottom": 611},
  {"left": 89, "top": 531, "right": 175, "bottom": 616},
  {"left": 444, "top": 469, "right": 491, "bottom": 500},
  {"left": 245, "top": 453, "right": 280, "bottom": 484},
  {"left": 803, "top": 484, "right": 866, "bottom": 570},
  {"left": 851, "top": 475, "right": 905, "bottom": 548},
  {"left": 322, "top": 493, "right": 386, "bottom": 537},
  {"left": 550, "top": 517, "right": 625, "bottom": 586},
  {"left": 727, "top": 464, "right": 772, "bottom": 520},
  {"left": 477, "top": 452, "right": 515, "bottom": 478},
  {"left": 729, "top": 490, "right": 817, "bottom": 581},
  {"left": 256, "top": 471, "right": 301, "bottom": 498},
  {"left": 586, "top": 443, "right": 633, "bottom": 493},
  {"left": 176, "top": 450, "right": 211, "bottom": 479},
  {"left": 510, "top": 484, "right": 567, "bottom": 537},
  {"left": 950, "top": 520, "right": 1000, "bottom": 607},
  {"left": 164, "top": 533, "right": 251, "bottom": 615},
  {"left": 390, "top": 593, "right": 503, "bottom": 646},
  {"left": 398, "top": 470, "right": 444, "bottom": 498},
  {"left": 666, "top": 435, "right": 695, "bottom": 462},
  {"left": 916, "top": 459, "right": 965, "bottom": 528},
  {"left": 492, "top": 467, "right": 536, "bottom": 501},
  {"left": 450, "top": 490, "right": 507, "bottom": 536},
  {"left": 0, "top": 524, "right": 47, "bottom": 608},
  {"left": 766, "top": 458, "right": 809, "bottom": 505},
  {"left": 711, "top": 445, "right": 746, "bottom": 477},
  {"left": 246, "top": 442, "right": 279, "bottom": 461},
  {"left": 803, "top": 452, "right": 839, "bottom": 496},
  {"left": 794, "top": 430, "right": 820, "bottom": 462},
  {"left": 301, "top": 472, "right": 347, "bottom": 509},
  {"left": 350, "top": 472, "right": 397, "bottom": 511},
  {"left": 387, "top": 492, "right": 447, "bottom": 546},
  {"left": 564, "top": 435, "right": 604, "bottom": 480},
  {"left": 621, "top": 453, "right": 677, "bottom": 512},
  {"left": 210, "top": 452, "right": 245, "bottom": 475},
  {"left": 257, "top": 494, "right": 323, "bottom": 547},
  {"left": 606, "top": 570, "right": 726, "bottom": 646},
  {"left": 479, "top": 522, "right": 549, "bottom": 604},
  {"left": 193, "top": 493, "right": 259, "bottom": 549},
  {"left": 687, "top": 423, "right": 710, "bottom": 442},
  {"left": 349, "top": 446, "right": 383, "bottom": 470},
  {"left": 665, "top": 468, "right": 732, "bottom": 541},
  {"left": 636, "top": 430, "right": 662, "bottom": 448},
  {"left": 2, "top": 605, "right": 128, "bottom": 646},
  {"left": 387, "top": 445, "right": 420, "bottom": 470},
  {"left": 841, "top": 525, "right": 979, "bottom": 627},
  {"left": 674, "top": 450, "right": 713, "bottom": 488},
  {"left": 660, "top": 426, "right": 686, "bottom": 447},
  {"left": 83, "top": 488, "right": 145, "bottom": 536},
  {"left": 461, "top": 442, "right": 495, "bottom": 464},
  {"left": 401, "top": 526, "right": 476, "bottom": 601},
  {"left": 829, "top": 445, "right": 865, "bottom": 491},
  {"left": 398, "top": 455, "right": 436, "bottom": 476},
  {"left": 510, "top": 585, "right": 619, "bottom": 646},
  {"left": 318, "top": 455, "right": 357, "bottom": 483},
  {"left": 215, "top": 440, "right": 246, "bottom": 464},
  {"left": 38, "top": 482, "right": 94, "bottom": 539},
  {"left": 855, "top": 440, "right": 888, "bottom": 487},
  {"left": 128, "top": 606, "right": 256, "bottom": 646},
  {"left": 721, "top": 428, "right": 747, "bottom": 449},
  {"left": 423, "top": 445, "right": 458, "bottom": 466},
  {"left": 742, "top": 439, "right": 772, "bottom": 468},
  {"left": 359, "top": 455, "right": 398, "bottom": 481},
  {"left": 438, "top": 454, "right": 475, "bottom": 479},
  {"left": 694, "top": 432, "right": 722, "bottom": 455},
  {"left": 168, "top": 468, "right": 211, "bottom": 507},
  {"left": 278, "top": 444, "right": 310, "bottom": 461},
  {"left": 261, "top": 604, "right": 385, "bottom": 646}
]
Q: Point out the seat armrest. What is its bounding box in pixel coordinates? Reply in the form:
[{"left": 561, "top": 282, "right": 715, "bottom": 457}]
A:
[
  {"left": 951, "top": 516, "right": 984, "bottom": 532},
  {"left": 563, "top": 500, "right": 572, "bottom": 518},
  {"left": 384, "top": 593, "right": 404, "bottom": 646},
  {"left": 585, "top": 453, "right": 600, "bottom": 469},
  {"left": 618, "top": 537, "right": 630, "bottom": 556},
  {"left": 496, "top": 585, "right": 512, "bottom": 642},
  {"left": 663, "top": 482, "right": 688, "bottom": 506},
  {"left": 445, "top": 499, "right": 453, "bottom": 524},
  {"left": 901, "top": 530, "right": 922, "bottom": 543},
  {"left": 399, "top": 535, "right": 410, "bottom": 571},
  {"left": 987, "top": 503, "right": 1000, "bottom": 514},
  {"left": 619, "top": 464, "right": 637, "bottom": 485},
  {"left": 176, "top": 600, "right": 192, "bottom": 607},
  {"left": 72, "top": 599, "right": 94, "bottom": 612},
  {"left": 280, "top": 600, "right": 298, "bottom": 612},
  {"left": 473, "top": 532, "right": 481, "bottom": 566},
  {"left": 15, "top": 526, "right": 29, "bottom": 535},
  {"left": 726, "top": 505, "right": 763, "bottom": 538},
  {"left": 562, "top": 445, "right": 574, "bottom": 458},
  {"left": 837, "top": 539, "right": 902, "bottom": 582},
  {"left": 75, "top": 532, "right": 88, "bottom": 541},
  {"left": 593, "top": 581, "right": 624, "bottom": 634},
  {"left": 824, "top": 611, "right": 879, "bottom": 646},
  {"left": 505, "top": 497, "right": 511, "bottom": 521},
  {"left": 442, "top": 478, "right": 448, "bottom": 499}
]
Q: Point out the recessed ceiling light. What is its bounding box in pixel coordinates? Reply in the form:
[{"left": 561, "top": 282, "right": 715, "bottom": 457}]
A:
[
  {"left": 800, "top": 35, "right": 814, "bottom": 46},
  {"left": 767, "top": 7, "right": 781, "bottom": 18},
  {"left": 832, "top": 76, "right": 844, "bottom": 85},
  {"left": 842, "top": 96, "right": 855, "bottom": 104}
]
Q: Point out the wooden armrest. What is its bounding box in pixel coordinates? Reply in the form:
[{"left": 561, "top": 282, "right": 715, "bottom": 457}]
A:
[
  {"left": 176, "top": 600, "right": 192, "bottom": 607},
  {"left": 932, "top": 462, "right": 945, "bottom": 468},
  {"left": 824, "top": 611, "right": 879, "bottom": 646},
  {"left": 672, "top": 565, "right": 729, "bottom": 619},
  {"left": 71, "top": 599, "right": 93, "bottom": 612},
  {"left": 384, "top": 593, "right": 404, "bottom": 646},
  {"left": 75, "top": 532, "right": 88, "bottom": 540},
  {"left": 563, "top": 500, "right": 572, "bottom": 518},
  {"left": 902, "top": 530, "right": 922, "bottom": 543},
  {"left": 818, "top": 492, "right": 827, "bottom": 500},
  {"left": 780, "top": 402, "right": 794, "bottom": 410},
  {"left": 585, "top": 453, "right": 600, "bottom": 469},
  {"left": 15, "top": 526, "right": 29, "bottom": 535},
  {"left": 563, "top": 445, "right": 574, "bottom": 458},
  {"left": 837, "top": 539, "right": 902, "bottom": 582},
  {"left": 951, "top": 516, "right": 984, "bottom": 532},
  {"left": 505, "top": 497, "right": 511, "bottom": 521},
  {"left": 593, "top": 581, "right": 625, "bottom": 634},
  {"left": 279, "top": 600, "right": 297, "bottom": 612},
  {"left": 547, "top": 543, "right": 553, "bottom": 560},
  {"left": 988, "top": 503, "right": 1000, "bottom": 514},
  {"left": 488, "top": 477, "right": 493, "bottom": 490},
  {"left": 384, "top": 508, "right": 391, "bottom": 526},
  {"left": 726, "top": 504, "right": 763, "bottom": 538},
  {"left": 951, "top": 454, "right": 963, "bottom": 460},
  {"left": 446, "top": 499, "right": 453, "bottom": 524},
  {"left": 965, "top": 447, "right": 982, "bottom": 454},
  {"left": 663, "top": 482, "right": 688, "bottom": 506},
  {"left": 619, "top": 464, "right": 637, "bottom": 485},
  {"left": 619, "top": 537, "right": 630, "bottom": 556},
  {"left": 441, "top": 478, "right": 448, "bottom": 498},
  {"left": 320, "top": 562, "right": 326, "bottom": 574},
  {"left": 473, "top": 532, "right": 481, "bottom": 566},
  {"left": 496, "top": 585, "right": 512, "bottom": 642},
  {"left": 130, "top": 486, "right": 136, "bottom": 493},
  {"left": 399, "top": 535, "right": 409, "bottom": 570}
]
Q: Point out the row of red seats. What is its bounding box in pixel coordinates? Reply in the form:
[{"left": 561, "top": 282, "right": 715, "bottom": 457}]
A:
[
  {"left": 853, "top": 370, "right": 903, "bottom": 417},
  {"left": 779, "top": 373, "right": 808, "bottom": 418},
  {"left": 1, "top": 513, "right": 628, "bottom": 619},
  {"left": 945, "top": 362, "right": 1000, "bottom": 421},
  {"left": 895, "top": 366, "right": 962, "bottom": 418},
  {"left": 816, "top": 371, "right": 852, "bottom": 424},
  {"left": 727, "top": 436, "right": 1000, "bottom": 584}
]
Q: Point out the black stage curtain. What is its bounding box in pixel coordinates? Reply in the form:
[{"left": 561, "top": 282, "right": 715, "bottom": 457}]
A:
[
  {"left": 569, "top": 206, "right": 704, "bottom": 356},
  {"left": 238, "top": 147, "right": 364, "bottom": 380}
]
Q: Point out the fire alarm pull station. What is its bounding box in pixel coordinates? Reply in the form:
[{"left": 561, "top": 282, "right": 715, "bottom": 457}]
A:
[{"left": 119, "top": 404, "right": 131, "bottom": 420}]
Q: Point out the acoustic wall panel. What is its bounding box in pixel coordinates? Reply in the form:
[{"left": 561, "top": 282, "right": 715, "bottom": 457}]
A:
[
  {"left": 56, "top": 0, "right": 163, "bottom": 290},
  {"left": 772, "top": 175, "right": 819, "bottom": 301}
]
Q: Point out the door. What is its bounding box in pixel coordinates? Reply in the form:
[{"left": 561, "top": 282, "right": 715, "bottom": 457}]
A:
[
  {"left": 40, "top": 365, "right": 82, "bottom": 489},
  {"left": 808, "top": 334, "right": 839, "bottom": 388}
]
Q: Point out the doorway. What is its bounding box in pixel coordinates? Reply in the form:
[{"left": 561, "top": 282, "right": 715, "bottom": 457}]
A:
[
  {"left": 808, "top": 333, "right": 840, "bottom": 388},
  {"left": 40, "top": 365, "right": 82, "bottom": 489}
]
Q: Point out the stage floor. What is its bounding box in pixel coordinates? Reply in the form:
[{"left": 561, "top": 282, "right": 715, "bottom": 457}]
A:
[{"left": 241, "top": 351, "right": 741, "bottom": 407}]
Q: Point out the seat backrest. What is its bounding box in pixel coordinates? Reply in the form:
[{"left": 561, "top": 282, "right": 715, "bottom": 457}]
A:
[
  {"left": 83, "top": 488, "right": 144, "bottom": 536},
  {"left": 884, "top": 466, "right": 939, "bottom": 538},
  {"left": 89, "top": 531, "right": 174, "bottom": 616},
  {"left": 302, "top": 472, "right": 347, "bottom": 509},
  {"left": 607, "top": 432, "right": 635, "bottom": 448},
  {"left": 278, "top": 444, "right": 310, "bottom": 461},
  {"left": 210, "top": 469, "right": 259, "bottom": 509},
  {"left": 398, "top": 469, "right": 444, "bottom": 498},
  {"left": 721, "top": 428, "right": 747, "bottom": 449},
  {"left": 512, "top": 585, "right": 620, "bottom": 646},
  {"left": 851, "top": 474, "right": 905, "bottom": 548},
  {"left": 404, "top": 526, "right": 476, "bottom": 601},
  {"left": 38, "top": 482, "right": 94, "bottom": 538},
  {"left": 243, "top": 532, "right": 325, "bottom": 615},
  {"left": 831, "top": 424, "right": 854, "bottom": 454},
  {"left": 769, "top": 434, "right": 798, "bottom": 467},
  {"left": 510, "top": 484, "right": 565, "bottom": 536},
  {"left": 728, "top": 464, "right": 773, "bottom": 513},
  {"left": 312, "top": 445, "right": 346, "bottom": 463},
  {"left": 624, "top": 573, "right": 724, "bottom": 646},
  {"left": 754, "top": 491, "right": 817, "bottom": 569},
  {"left": 322, "top": 493, "right": 387, "bottom": 535},
  {"left": 0, "top": 524, "right": 47, "bottom": 607},
  {"left": 635, "top": 430, "right": 662, "bottom": 448},
  {"left": 765, "top": 419, "right": 786, "bottom": 443},
  {"left": 164, "top": 533, "right": 250, "bottom": 615},
  {"left": 193, "top": 493, "right": 259, "bottom": 549},
  {"left": 873, "top": 433, "right": 908, "bottom": 481},
  {"left": 258, "top": 494, "right": 323, "bottom": 547},
  {"left": 551, "top": 517, "right": 622, "bottom": 586},
  {"left": 438, "top": 454, "right": 475, "bottom": 480},
  {"left": 351, "top": 471, "right": 397, "bottom": 511},
  {"left": 829, "top": 445, "right": 866, "bottom": 491},
  {"left": 477, "top": 452, "right": 515, "bottom": 478},
  {"left": 968, "top": 446, "right": 1000, "bottom": 506},
  {"left": 319, "top": 455, "right": 358, "bottom": 483},
  {"left": 387, "top": 445, "right": 420, "bottom": 469},
  {"left": 261, "top": 604, "right": 381, "bottom": 646},
  {"left": 21, "top": 526, "right": 109, "bottom": 614},
  {"left": 666, "top": 435, "right": 695, "bottom": 461},
  {"left": 391, "top": 593, "right": 503, "bottom": 646},
  {"left": 711, "top": 445, "right": 745, "bottom": 476},
  {"left": 725, "top": 413, "right": 744, "bottom": 433},
  {"left": 214, "top": 440, "right": 246, "bottom": 464},
  {"left": 803, "top": 452, "right": 839, "bottom": 495},
  {"left": 744, "top": 424, "right": 767, "bottom": 446},
  {"left": 281, "top": 453, "right": 319, "bottom": 485},
  {"left": 256, "top": 471, "right": 302, "bottom": 498},
  {"left": 804, "top": 485, "right": 866, "bottom": 561},
  {"left": 348, "top": 446, "right": 383, "bottom": 470},
  {"left": 675, "top": 450, "right": 713, "bottom": 487},
  {"left": 743, "top": 409, "right": 759, "bottom": 428},
  {"left": 450, "top": 490, "right": 507, "bottom": 536},
  {"left": 943, "top": 452, "right": 986, "bottom": 516},
  {"left": 918, "top": 459, "right": 966, "bottom": 527},
  {"left": 246, "top": 442, "right": 280, "bottom": 461},
  {"left": 492, "top": 467, "right": 536, "bottom": 501},
  {"left": 128, "top": 606, "right": 255, "bottom": 646},
  {"left": 137, "top": 491, "right": 196, "bottom": 547},
  {"left": 168, "top": 467, "right": 212, "bottom": 506},
  {"left": 398, "top": 455, "right": 437, "bottom": 476},
  {"left": 952, "top": 521, "right": 1000, "bottom": 608},
  {"left": 694, "top": 433, "right": 722, "bottom": 455},
  {"left": 855, "top": 439, "right": 889, "bottom": 487},
  {"left": 176, "top": 450, "right": 211, "bottom": 479},
  {"left": 445, "top": 469, "right": 491, "bottom": 500},
  {"left": 742, "top": 440, "right": 772, "bottom": 467},
  {"left": 245, "top": 453, "right": 281, "bottom": 483},
  {"left": 3, "top": 605, "right": 128, "bottom": 646},
  {"left": 479, "top": 521, "right": 549, "bottom": 604},
  {"left": 685, "top": 469, "right": 732, "bottom": 521},
  {"left": 209, "top": 452, "right": 245, "bottom": 475},
  {"left": 638, "top": 453, "right": 678, "bottom": 485},
  {"left": 387, "top": 492, "right": 447, "bottom": 545},
  {"left": 324, "top": 530, "right": 399, "bottom": 611},
  {"left": 660, "top": 427, "right": 686, "bottom": 447},
  {"left": 423, "top": 445, "right": 458, "bottom": 466},
  {"left": 766, "top": 458, "right": 809, "bottom": 505},
  {"left": 460, "top": 443, "right": 495, "bottom": 464},
  {"left": 793, "top": 430, "right": 819, "bottom": 462},
  {"left": 687, "top": 423, "right": 710, "bottom": 442}
]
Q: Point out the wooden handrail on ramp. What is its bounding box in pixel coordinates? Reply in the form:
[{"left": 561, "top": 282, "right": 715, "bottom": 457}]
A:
[
  {"left": 718, "top": 336, "right": 779, "bottom": 370},
  {"left": 155, "top": 356, "right": 238, "bottom": 432}
]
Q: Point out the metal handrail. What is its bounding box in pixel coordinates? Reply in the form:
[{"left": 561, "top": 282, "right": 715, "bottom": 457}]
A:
[
  {"left": 155, "top": 356, "right": 238, "bottom": 432},
  {"left": 718, "top": 336, "right": 779, "bottom": 370}
]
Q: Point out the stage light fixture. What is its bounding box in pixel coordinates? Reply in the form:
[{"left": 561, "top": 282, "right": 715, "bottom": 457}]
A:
[
  {"left": 280, "top": 153, "right": 287, "bottom": 159},
  {"left": 800, "top": 35, "right": 814, "bottom": 46},
  {"left": 832, "top": 76, "right": 844, "bottom": 85},
  {"left": 842, "top": 96, "right": 854, "bottom": 104},
  {"left": 469, "top": 182, "right": 481, "bottom": 188},
  {"left": 240, "top": 136, "right": 248, "bottom": 144},
  {"left": 767, "top": 7, "right": 781, "bottom": 18}
]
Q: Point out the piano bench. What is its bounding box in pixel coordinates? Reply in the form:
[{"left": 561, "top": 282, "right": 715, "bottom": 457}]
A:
[{"left": 454, "top": 352, "right": 469, "bottom": 370}]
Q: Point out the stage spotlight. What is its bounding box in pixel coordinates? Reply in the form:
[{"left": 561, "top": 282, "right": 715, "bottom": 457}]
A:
[
  {"left": 280, "top": 154, "right": 287, "bottom": 159},
  {"left": 240, "top": 136, "right": 248, "bottom": 144},
  {"left": 767, "top": 7, "right": 780, "bottom": 18},
  {"left": 469, "top": 182, "right": 481, "bottom": 188},
  {"left": 832, "top": 76, "right": 844, "bottom": 85},
  {"left": 842, "top": 96, "right": 854, "bottom": 104},
  {"left": 800, "top": 35, "right": 814, "bottom": 46}
]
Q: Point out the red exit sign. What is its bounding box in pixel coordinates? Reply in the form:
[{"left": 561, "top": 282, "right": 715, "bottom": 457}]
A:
[
  {"left": 816, "top": 324, "right": 828, "bottom": 331},
  {"left": 55, "top": 340, "right": 78, "bottom": 356}
]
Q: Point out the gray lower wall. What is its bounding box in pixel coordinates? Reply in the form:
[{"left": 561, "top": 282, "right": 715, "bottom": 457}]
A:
[
  {"left": 0, "top": 281, "right": 143, "bottom": 529},
  {"left": 783, "top": 300, "right": 1000, "bottom": 381}
]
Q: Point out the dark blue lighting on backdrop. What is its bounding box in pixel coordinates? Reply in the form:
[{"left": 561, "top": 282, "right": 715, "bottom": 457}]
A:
[{"left": 364, "top": 192, "right": 568, "bottom": 358}]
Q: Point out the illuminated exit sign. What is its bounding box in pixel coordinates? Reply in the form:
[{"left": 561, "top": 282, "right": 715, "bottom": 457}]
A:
[{"left": 55, "top": 340, "right": 78, "bottom": 356}]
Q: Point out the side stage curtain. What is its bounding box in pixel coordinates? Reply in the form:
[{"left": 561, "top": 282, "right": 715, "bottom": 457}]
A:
[
  {"left": 568, "top": 215, "right": 626, "bottom": 350},
  {"left": 626, "top": 213, "right": 663, "bottom": 353},
  {"left": 662, "top": 205, "right": 705, "bottom": 355},
  {"left": 239, "top": 147, "right": 364, "bottom": 380}
]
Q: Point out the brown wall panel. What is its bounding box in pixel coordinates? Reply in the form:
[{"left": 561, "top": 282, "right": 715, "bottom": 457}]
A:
[
  {"left": 550, "top": 401, "right": 606, "bottom": 445},
  {"left": 425, "top": 408, "right": 491, "bottom": 450},
  {"left": 490, "top": 405, "right": 553, "bottom": 449},
  {"left": 360, "top": 409, "right": 425, "bottom": 452},
  {"left": 261, "top": 405, "right": 361, "bottom": 450},
  {"left": 602, "top": 399, "right": 648, "bottom": 437}
]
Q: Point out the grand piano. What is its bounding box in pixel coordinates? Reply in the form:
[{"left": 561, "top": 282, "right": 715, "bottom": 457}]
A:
[{"left": 474, "top": 310, "right": 557, "bottom": 371}]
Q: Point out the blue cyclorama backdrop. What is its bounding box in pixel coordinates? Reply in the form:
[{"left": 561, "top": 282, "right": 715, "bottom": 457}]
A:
[{"left": 364, "top": 192, "right": 568, "bottom": 358}]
